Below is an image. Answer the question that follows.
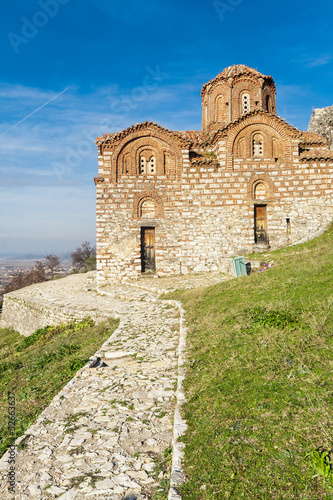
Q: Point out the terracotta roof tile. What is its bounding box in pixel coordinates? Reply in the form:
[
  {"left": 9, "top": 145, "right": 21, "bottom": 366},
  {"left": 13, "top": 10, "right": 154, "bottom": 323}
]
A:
[
  {"left": 209, "top": 110, "right": 313, "bottom": 144},
  {"left": 191, "top": 157, "right": 219, "bottom": 166},
  {"left": 95, "top": 121, "right": 193, "bottom": 148},
  {"left": 201, "top": 65, "right": 274, "bottom": 96},
  {"left": 176, "top": 130, "right": 210, "bottom": 146},
  {"left": 300, "top": 150, "right": 333, "bottom": 161},
  {"left": 298, "top": 131, "right": 327, "bottom": 145}
]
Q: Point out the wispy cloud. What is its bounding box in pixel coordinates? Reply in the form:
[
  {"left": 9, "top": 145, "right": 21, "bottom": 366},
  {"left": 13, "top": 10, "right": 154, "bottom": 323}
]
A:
[
  {"left": 302, "top": 54, "right": 332, "bottom": 68},
  {"left": 0, "top": 84, "right": 61, "bottom": 101},
  {"left": 0, "top": 78, "right": 202, "bottom": 252}
]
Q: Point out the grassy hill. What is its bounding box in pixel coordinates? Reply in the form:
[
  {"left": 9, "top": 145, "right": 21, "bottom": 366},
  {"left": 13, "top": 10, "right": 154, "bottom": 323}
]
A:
[
  {"left": 168, "top": 226, "right": 333, "bottom": 499},
  {"left": 0, "top": 318, "right": 118, "bottom": 458}
]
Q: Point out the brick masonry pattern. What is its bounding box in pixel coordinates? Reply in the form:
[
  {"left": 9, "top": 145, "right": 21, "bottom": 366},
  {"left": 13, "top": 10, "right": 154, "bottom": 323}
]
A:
[{"left": 94, "top": 64, "right": 333, "bottom": 287}]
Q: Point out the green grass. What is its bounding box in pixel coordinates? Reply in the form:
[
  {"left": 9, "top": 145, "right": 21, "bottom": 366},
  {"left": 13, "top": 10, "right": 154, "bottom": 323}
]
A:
[
  {"left": 167, "top": 225, "right": 333, "bottom": 499},
  {"left": 0, "top": 317, "right": 118, "bottom": 458}
]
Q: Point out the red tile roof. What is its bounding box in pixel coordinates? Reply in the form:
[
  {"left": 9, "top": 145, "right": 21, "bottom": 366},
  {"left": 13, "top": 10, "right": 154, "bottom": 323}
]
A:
[
  {"left": 201, "top": 65, "right": 274, "bottom": 96},
  {"left": 298, "top": 131, "right": 327, "bottom": 145}
]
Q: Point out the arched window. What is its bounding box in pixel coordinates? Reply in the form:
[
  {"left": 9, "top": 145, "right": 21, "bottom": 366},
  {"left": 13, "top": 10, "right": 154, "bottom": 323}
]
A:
[
  {"left": 253, "top": 134, "right": 263, "bottom": 156},
  {"left": 254, "top": 182, "right": 266, "bottom": 200},
  {"left": 241, "top": 93, "right": 250, "bottom": 115},
  {"left": 139, "top": 154, "right": 156, "bottom": 174},
  {"left": 140, "top": 199, "right": 155, "bottom": 218}
]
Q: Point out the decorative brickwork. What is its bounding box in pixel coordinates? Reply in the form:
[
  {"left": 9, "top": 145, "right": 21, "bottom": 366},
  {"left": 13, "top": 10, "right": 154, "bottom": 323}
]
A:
[
  {"left": 95, "top": 64, "right": 333, "bottom": 285},
  {"left": 132, "top": 190, "right": 164, "bottom": 219},
  {"left": 248, "top": 173, "right": 275, "bottom": 202}
]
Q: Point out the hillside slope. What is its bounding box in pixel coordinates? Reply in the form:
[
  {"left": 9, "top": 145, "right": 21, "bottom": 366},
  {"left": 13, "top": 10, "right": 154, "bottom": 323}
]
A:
[{"left": 169, "top": 225, "right": 333, "bottom": 499}]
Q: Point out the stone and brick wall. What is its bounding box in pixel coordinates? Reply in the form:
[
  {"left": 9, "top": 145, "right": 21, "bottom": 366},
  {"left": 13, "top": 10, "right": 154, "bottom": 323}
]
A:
[{"left": 95, "top": 65, "right": 333, "bottom": 286}]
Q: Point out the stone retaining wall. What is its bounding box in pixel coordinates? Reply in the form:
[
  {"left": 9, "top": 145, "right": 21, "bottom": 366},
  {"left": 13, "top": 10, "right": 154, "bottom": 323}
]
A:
[
  {"left": 0, "top": 272, "right": 113, "bottom": 336},
  {"left": 0, "top": 295, "right": 109, "bottom": 337}
]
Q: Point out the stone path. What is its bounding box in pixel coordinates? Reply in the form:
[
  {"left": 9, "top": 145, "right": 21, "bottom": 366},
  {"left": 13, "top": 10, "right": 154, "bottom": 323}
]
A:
[{"left": 0, "top": 271, "right": 230, "bottom": 499}]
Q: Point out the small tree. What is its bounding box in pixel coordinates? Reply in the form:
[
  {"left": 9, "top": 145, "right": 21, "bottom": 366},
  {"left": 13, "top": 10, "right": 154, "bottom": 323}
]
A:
[
  {"left": 81, "top": 253, "right": 96, "bottom": 272},
  {"left": 33, "top": 260, "right": 46, "bottom": 282},
  {"left": 70, "top": 241, "right": 96, "bottom": 272},
  {"left": 44, "top": 254, "right": 61, "bottom": 279}
]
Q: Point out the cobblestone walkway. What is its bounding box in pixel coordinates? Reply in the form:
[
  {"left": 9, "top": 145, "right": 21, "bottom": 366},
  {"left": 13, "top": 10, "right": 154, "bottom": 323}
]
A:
[{"left": 0, "top": 271, "right": 230, "bottom": 499}]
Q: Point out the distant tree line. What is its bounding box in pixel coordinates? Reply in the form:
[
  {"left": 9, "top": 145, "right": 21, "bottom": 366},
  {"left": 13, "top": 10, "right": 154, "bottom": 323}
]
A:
[{"left": 3, "top": 242, "right": 96, "bottom": 295}]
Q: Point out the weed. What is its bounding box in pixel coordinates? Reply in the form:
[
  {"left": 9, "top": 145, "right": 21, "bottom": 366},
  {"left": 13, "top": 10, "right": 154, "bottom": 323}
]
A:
[
  {"left": 154, "top": 410, "right": 167, "bottom": 419},
  {"left": 70, "top": 471, "right": 101, "bottom": 489},
  {"left": 65, "top": 425, "right": 80, "bottom": 434},
  {"left": 152, "top": 447, "right": 172, "bottom": 499},
  {"left": 306, "top": 448, "right": 333, "bottom": 481},
  {"left": 68, "top": 446, "right": 85, "bottom": 456},
  {"left": 64, "top": 411, "right": 88, "bottom": 427}
]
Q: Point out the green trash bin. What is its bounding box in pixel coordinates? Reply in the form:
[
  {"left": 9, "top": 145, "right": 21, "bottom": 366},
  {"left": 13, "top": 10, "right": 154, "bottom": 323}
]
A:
[{"left": 232, "top": 256, "right": 248, "bottom": 277}]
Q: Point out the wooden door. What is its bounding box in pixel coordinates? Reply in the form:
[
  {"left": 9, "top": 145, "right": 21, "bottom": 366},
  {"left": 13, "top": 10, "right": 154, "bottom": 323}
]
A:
[
  {"left": 254, "top": 205, "right": 268, "bottom": 244},
  {"left": 141, "top": 228, "right": 155, "bottom": 272}
]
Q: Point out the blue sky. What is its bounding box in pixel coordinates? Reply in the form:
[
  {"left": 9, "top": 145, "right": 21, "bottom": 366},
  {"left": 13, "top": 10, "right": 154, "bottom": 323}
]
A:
[{"left": 1, "top": 0, "right": 333, "bottom": 255}]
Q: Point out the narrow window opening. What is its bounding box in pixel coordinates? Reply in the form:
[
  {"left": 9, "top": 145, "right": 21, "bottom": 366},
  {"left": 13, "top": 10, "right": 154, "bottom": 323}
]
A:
[
  {"left": 140, "top": 157, "right": 146, "bottom": 174},
  {"left": 266, "top": 95, "right": 271, "bottom": 112},
  {"left": 286, "top": 218, "right": 291, "bottom": 243},
  {"left": 253, "top": 134, "right": 264, "bottom": 157},
  {"left": 241, "top": 93, "right": 250, "bottom": 115},
  {"left": 149, "top": 157, "right": 156, "bottom": 173}
]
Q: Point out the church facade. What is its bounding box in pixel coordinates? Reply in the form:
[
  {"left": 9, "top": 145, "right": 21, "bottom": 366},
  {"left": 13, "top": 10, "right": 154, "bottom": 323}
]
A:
[{"left": 95, "top": 65, "right": 333, "bottom": 285}]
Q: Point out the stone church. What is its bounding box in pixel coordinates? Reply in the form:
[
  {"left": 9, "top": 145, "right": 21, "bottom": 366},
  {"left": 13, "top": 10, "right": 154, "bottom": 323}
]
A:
[{"left": 94, "top": 64, "right": 333, "bottom": 285}]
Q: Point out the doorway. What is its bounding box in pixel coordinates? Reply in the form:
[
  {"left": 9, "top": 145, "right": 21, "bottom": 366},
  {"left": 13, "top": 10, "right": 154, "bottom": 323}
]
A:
[
  {"left": 254, "top": 205, "right": 268, "bottom": 244},
  {"left": 141, "top": 227, "right": 156, "bottom": 273}
]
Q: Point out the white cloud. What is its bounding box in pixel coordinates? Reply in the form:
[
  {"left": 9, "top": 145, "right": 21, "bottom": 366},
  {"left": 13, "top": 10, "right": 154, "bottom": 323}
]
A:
[
  {"left": 306, "top": 54, "right": 332, "bottom": 68},
  {"left": 0, "top": 84, "right": 59, "bottom": 101},
  {"left": 0, "top": 78, "right": 202, "bottom": 252}
]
